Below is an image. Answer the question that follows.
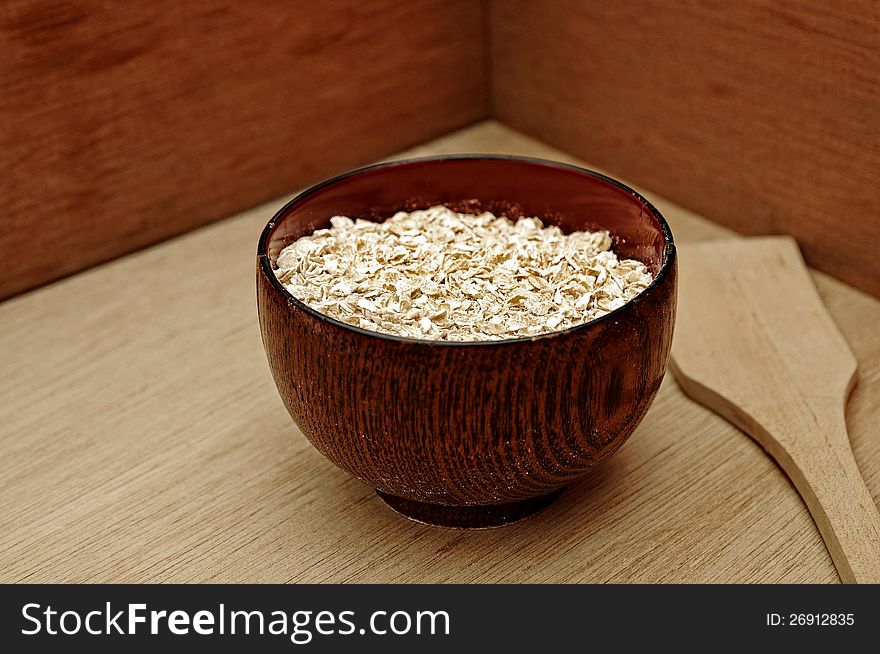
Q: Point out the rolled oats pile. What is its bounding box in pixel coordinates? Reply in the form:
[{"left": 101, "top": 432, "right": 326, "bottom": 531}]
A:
[{"left": 274, "top": 205, "right": 653, "bottom": 341}]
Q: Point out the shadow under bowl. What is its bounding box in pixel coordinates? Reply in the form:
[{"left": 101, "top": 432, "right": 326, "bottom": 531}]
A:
[{"left": 257, "top": 156, "right": 677, "bottom": 527}]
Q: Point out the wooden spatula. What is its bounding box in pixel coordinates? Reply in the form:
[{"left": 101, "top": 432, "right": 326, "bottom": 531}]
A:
[{"left": 670, "top": 236, "right": 880, "bottom": 583}]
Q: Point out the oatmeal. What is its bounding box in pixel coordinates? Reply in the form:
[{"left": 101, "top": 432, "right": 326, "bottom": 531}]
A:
[{"left": 274, "top": 205, "right": 653, "bottom": 341}]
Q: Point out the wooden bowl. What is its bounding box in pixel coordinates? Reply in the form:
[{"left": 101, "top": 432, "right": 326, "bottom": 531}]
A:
[{"left": 257, "top": 156, "right": 677, "bottom": 527}]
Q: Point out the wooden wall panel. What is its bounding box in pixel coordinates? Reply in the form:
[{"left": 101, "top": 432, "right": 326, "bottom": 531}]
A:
[
  {"left": 490, "top": 0, "right": 880, "bottom": 296},
  {"left": 0, "top": 0, "right": 488, "bottom": 299}
]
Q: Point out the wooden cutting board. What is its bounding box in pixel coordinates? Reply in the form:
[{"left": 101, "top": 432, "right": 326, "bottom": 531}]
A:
[
  {"left": 670, "top": 236, "right": 880, "bottom": 583},
  {"left": 3, "top": 124, "right": 879, "bottom": 583}
]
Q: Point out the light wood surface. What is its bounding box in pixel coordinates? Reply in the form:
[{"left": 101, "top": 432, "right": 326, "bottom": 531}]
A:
[
  {"left": 0, "top": 0, "right": 487, "bottom": 299},
  {"left": 670, "top": 237, "right": 880, "bottom": 583},
  {"left": 489, "top": 0, "right": 880, "bottom": 297},
  {"left": 2, "top": 121, "right": 879, "bottom": 583}
]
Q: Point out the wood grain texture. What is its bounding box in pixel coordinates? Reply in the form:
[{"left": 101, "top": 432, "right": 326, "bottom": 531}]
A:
[
  {"left": 489, "top": 0, "right": 880, "bottom": 296},
  {"left": 0, "top": 0, "right": 487, "bottom": 300},
  {"left": 670, "top": 237, "right": 880, "bottom": 583},
  {"left": 1, "top": 121, "right": 878, "bottom": 583},
  {"left": 257, "top": 157, "right": 676, "bottom": 526}
]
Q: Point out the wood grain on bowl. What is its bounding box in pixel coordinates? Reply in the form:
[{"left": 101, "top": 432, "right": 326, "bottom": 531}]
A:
[{"left": 257, "top": 157, "right": 677, "bottom": 526}]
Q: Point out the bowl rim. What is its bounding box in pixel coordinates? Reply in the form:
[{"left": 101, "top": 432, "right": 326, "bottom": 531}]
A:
[{"left": 258, "top": 154, "right": 676, "bottom": 347}]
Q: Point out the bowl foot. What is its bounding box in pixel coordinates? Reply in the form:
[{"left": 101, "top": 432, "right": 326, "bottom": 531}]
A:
[{"left": 375, "top": 488, "right": 565, "bottom": 529}]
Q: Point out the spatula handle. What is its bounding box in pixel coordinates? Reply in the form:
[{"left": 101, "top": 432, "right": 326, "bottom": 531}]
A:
[
  {"left": 673, "top": 368, "right": 880, "bottom": 583},
  {"left": 783, "top": 422, "right": 880, "bottom": 584}
]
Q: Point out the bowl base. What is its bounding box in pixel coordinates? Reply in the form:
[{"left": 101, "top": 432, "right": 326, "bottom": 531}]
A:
[{"left": 375, "top": 488, "right": 565, "bottom": 529}]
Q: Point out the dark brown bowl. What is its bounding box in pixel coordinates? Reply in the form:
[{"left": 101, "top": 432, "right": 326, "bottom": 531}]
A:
[{"left": 257, "top": 156, "right": 676, "bottom": 527}]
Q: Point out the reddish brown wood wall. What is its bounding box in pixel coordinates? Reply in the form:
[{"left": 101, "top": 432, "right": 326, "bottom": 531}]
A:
[
  {"left": 4, "top": 1, "right": 878, "bottom": 298},
  {"left": 0, "top": 0, "right": 488, "bottom": 298},
  {"left": 490, "top": 0, "right": 880, "bottom": 296}
]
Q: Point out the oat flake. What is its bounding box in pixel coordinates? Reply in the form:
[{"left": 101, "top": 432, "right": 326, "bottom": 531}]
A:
[{"left": 274, "top": 205, "right": 653, "bottom": 341}]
